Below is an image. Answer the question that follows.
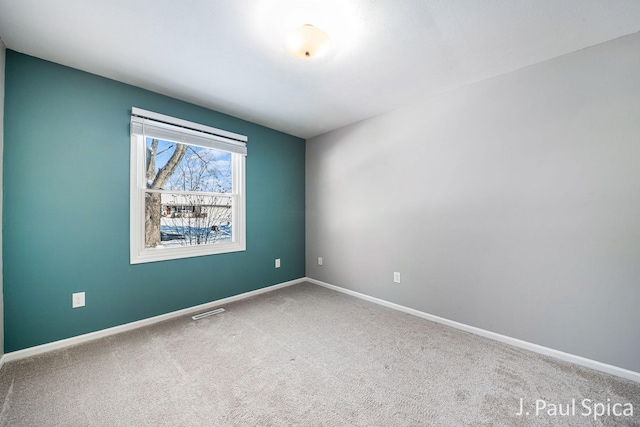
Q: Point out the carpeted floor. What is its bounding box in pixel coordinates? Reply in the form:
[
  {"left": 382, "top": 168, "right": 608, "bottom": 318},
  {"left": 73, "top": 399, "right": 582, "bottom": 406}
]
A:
[{"left": 0, "top": 282, "right": 638, "bottom": 426}]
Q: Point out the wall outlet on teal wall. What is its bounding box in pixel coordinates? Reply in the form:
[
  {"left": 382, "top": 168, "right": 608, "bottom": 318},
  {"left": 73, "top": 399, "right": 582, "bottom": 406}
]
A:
[{"left": 72, "top": 292, "right": 85, "bottom": 308}]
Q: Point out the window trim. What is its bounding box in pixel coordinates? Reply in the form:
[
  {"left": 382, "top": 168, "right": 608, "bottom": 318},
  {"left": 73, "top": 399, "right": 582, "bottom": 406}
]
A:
[{"left": 130, "top": 108, "right": 247, "bottom": 264}]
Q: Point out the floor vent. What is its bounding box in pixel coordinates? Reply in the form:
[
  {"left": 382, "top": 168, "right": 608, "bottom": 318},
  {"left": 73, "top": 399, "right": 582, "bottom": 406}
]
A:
[{"left": 192, "top": 308, "right": 225, "bottom": 320}]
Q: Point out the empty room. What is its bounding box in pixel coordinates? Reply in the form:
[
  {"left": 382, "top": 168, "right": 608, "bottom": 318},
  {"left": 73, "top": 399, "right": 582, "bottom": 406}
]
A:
[{"left": 0, "top": 1, "right": 639, "bottom": 425}]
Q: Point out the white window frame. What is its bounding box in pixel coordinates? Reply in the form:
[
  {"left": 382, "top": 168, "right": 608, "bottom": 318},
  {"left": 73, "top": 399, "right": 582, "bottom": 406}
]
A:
[{"left": 130, "top": 108, "right": 247, "bottom": 264}]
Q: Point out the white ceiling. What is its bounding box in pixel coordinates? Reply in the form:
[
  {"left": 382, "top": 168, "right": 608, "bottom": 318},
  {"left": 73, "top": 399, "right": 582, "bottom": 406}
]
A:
[{"left": 1, "top": 1, "right": 640, "bottom": 139}]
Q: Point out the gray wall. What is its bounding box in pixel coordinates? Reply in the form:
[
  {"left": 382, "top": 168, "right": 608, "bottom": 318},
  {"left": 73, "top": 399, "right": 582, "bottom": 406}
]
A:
[
  {"left": 306, "top": 32, "right": 640, "bottom": 373},
  {"left": 0, "top": 39, "right": 5, "bottom": 357}
]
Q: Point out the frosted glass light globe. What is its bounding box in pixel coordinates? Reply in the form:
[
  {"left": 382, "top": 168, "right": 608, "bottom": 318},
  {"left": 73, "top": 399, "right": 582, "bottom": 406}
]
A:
[{"left": 284, "top": 24, "right": 331, "bottom": 59}]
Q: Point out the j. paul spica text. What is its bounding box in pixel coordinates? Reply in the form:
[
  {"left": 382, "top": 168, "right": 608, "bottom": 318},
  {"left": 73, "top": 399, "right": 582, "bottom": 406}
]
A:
[{"left": 516, "top": 398, "right": 633, "bottom": 421}]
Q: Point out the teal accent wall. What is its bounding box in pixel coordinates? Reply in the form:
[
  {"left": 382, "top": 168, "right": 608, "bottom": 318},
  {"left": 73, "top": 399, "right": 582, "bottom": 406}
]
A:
[{"left": 3, "top": 51, "right": 305, "bottom": 352}]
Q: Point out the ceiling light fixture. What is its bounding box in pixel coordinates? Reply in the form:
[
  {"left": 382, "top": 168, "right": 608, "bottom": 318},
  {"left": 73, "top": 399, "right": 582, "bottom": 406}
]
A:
[{"left": 284, "top": 24, "right": 331, "bottom": 59}]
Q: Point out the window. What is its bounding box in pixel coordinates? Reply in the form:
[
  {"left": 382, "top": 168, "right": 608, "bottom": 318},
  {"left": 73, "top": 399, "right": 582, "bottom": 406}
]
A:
[{"left": 130, "top": 108, "right": 247, "bottom": 264}]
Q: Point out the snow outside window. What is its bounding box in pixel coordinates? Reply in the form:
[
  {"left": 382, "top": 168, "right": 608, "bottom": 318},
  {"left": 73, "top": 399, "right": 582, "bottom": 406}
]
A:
[{"left": 130, "top": 108, "right": 247, "bottom": 264}]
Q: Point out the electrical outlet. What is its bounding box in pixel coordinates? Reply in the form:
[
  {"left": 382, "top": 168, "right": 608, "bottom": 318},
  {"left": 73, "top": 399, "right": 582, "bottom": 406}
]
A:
[
  {"left": 393, "top": 272, "right": 401, "bottom": 283},
  {"left": 72, "top": 292, "right": 85, "bottom": 308},
  {"left": 275, "top": 258, "right": 281, "bottom": 268},
  {"left": 318, "top": 257, "right": 323, "bottom": 266}
]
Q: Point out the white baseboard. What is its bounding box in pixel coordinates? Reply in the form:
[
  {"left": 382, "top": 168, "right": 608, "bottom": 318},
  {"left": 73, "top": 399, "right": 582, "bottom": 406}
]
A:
[
  {"left": 306, "top": 277, "right": 640, "bottom": 384},
  {"left": 4, "top": 276, "right": 638, "bottom": 384},
  {"left": 2, "top": 277, "right": 306, "bottom": 365}
]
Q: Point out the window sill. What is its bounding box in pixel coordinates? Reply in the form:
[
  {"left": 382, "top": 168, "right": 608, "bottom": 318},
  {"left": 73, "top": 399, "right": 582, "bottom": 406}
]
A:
[{"left": 130, "top": 241, "right": 246, "bottom": 264}]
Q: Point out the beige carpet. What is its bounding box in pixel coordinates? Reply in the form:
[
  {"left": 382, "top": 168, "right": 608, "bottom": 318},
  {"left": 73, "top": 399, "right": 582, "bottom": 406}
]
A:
[{"left": 0, "top": 282, "right": 638, "bottom": 426}]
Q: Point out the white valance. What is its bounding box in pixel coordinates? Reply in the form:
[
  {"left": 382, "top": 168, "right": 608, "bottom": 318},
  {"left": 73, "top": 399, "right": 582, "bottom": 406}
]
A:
[{"left": 130, "top": 107, "right": 247, "bottom": 156}]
